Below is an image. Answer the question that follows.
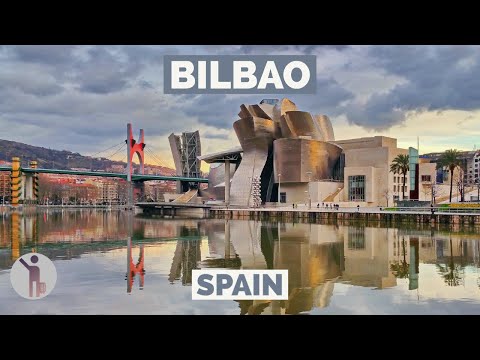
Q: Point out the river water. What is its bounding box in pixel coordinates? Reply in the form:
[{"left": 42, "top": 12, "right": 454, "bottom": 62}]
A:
[{"left": 1, "top": 209, "right": 480, "bottom": 315}]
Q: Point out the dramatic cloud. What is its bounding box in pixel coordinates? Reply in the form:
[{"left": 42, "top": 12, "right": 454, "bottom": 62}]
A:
[
  {"left": 343, "top": 45, "right": 480, "bottom": 129},
  {"left": 0, "top": 45, "right": 479, "bottom": 167}
]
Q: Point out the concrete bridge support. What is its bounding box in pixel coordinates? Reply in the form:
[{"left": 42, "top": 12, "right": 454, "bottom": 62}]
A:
[{"left": 21, "top": 160, "right": 39, "bottom": 204}]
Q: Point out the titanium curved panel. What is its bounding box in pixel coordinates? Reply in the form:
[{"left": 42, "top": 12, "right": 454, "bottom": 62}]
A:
[
  {"left": 230, "top": 117, "right": 275, "bottom": 206},
  {"left": 207, "top": 163, "right": 236, "bottom": 187},
  {"left": 238, "top": 104, "right": 273, "bottom": 120},
  {"left": 249, "top": 104, "right": 272, "bottom": 119},
  {"left": 273, "top": 121, "right": 283, "bottom": 139},
  {"left": 258, "top": 103, "right": 274, "bottom": 120},
  {"left": 272, "top": 98, "right": 298, "bottom": 122},
  {"left": 283, "top": 111, "right": 325, "bottom": 140},
  {"left": 314, "top": 115, "right": 335, "bottom": 141},
  {"left": 238, "top": 104, "right": 251, "bottom": 119},
  {"left": 233, "top": 116, "right": 275, "bottom": 149},
  {"left": 273, "top": 138, "right": 342, "bottom": 182},
  {"left": 279, "top": 115, "right": 294, "bottom": 138}
]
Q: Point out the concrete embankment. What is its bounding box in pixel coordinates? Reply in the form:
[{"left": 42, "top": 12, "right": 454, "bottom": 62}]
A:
[{"left": 210, "top": 207, "right": 480, "bottom": 226}]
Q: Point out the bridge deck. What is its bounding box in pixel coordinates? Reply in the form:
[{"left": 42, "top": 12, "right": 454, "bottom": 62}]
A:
[{"left": 0, "top": 166, "right": 208, "bottom": 183}]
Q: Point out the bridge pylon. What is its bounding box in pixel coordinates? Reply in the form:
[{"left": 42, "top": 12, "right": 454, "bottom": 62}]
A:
[{"left": 126, "top": 123, "right": 146, "bottom": 206}]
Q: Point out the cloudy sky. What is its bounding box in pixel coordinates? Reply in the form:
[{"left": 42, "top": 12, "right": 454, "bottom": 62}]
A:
[{"left": 1, "top": 45, "right": 479, "bottom": 170}]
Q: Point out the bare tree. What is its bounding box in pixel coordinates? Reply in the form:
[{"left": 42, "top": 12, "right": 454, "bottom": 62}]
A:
[
  {"left": 383, "top": 189, "right": 392, "bottom": 207},
  {"left": 421, "top": 183, "right": 432, "bottom": 203},
  {"left": 475, "top": 179, "right": 480, "bottom": 202},
  {"left": 453, "top": 167, "right": 470, "bottom": 202},
  {"left": 431, "top": 181, "right": 446, "bottom": 205}
]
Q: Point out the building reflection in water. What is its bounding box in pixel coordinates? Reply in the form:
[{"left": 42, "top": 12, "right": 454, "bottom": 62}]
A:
[
  {"left": 168, "top": 225, "right": 203, "bottom": 285},
  {"left": 11, "top": 212, "right": 21, "bottom": 262},
  {"left": 168, "top": 239, "right": 201, "bottom": 285},
  {"left": 198, "top": 220, "right": 480, "bottom": 315}
]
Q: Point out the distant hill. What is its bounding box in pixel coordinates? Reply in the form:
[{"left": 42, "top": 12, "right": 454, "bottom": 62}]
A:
[{"left": 0, "top": 139, "right": 176, "bottom": 175}]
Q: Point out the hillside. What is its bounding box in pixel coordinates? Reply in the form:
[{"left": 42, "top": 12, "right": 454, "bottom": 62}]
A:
[{"left": 0, "top": 139, "right": 175, "bottom": 175}]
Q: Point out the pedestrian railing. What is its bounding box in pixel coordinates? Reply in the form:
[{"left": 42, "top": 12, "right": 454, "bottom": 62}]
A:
[{"left": 384, "top": 207, "right": 480, "bottom": 214}]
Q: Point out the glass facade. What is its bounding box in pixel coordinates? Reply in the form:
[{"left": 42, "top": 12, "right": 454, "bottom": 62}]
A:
[
  {"left": 348, "top": 175, "right": 365, "bottom": 201},
  {"left": 409, "top": 147, "right": 418, "bottom": 192}
]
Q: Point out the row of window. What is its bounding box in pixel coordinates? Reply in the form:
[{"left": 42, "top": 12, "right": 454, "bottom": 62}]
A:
[
  {"left": 393, "top": 176, "right": 408, "bottom": 183},
  {"left": 348, "top": 175, "right": 365, "bottom": 201},
  {"left": 349, "top": 175, "right": 416, "bottom": 202}
]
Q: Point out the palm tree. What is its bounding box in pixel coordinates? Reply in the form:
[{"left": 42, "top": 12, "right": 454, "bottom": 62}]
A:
[
  {"left": 436, "top": 236, "right": 464, "bottom": 287},
  {"left": 390, "top": 154, "right": 409, "bottom": 200},
  {"left": 437, "top": 149, "right": 462, "bottom": 203}
]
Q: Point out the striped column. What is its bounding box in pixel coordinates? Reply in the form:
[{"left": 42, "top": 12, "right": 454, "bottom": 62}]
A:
[
  {"left": 10, "top": 157, "right": 22, "bottom": 206},
  {"left": 11, "top": 212, "right": 20, "bottom": 261},
  {"left": 30, "top": 160, "right": 39, "bottom": 204}
]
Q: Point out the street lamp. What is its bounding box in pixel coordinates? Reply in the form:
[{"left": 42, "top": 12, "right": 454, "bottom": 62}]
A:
[{"left": 278, "top": 173, "right": 282, "bottom": 207}]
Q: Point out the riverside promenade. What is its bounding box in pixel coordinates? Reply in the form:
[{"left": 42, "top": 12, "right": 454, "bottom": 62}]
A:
[{"left": 210, "top": 204, "right": 480, "bottom": 226}]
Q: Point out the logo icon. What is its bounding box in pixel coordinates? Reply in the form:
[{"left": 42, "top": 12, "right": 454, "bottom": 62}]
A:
[{"left": 10, "top": 253, "right": 57, "bottom": 300}]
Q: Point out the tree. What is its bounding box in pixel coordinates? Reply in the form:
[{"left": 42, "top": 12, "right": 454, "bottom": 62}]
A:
[
  {"left": 436, "top": 236, "right": 464, "bottom": 287},
  {"left": 476, "top": 179, "right": 480, "bottom": 202},
  {"left": 382, "top": 189, "right": 392, "bottom": 207},
  {"left": 437, "top": 149, "right": 462, "bottom": 203},
  {"left": 390, "top": 154, "right": 409, "bottom": 200},
  {"left": 422, "top": 180, "right": 443, "bottom": 204},
  {"left": 454, "top": 168, "right": 467, "bottom": 202},
  {"left": 421, "top": 183, "right": 432, "bottom": 203}
]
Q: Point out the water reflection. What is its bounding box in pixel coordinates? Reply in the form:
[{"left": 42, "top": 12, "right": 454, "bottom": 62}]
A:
[
  {"left": 126, "top": 241, "right": 145, "bottom": 293},
  {"left": 200, "top": 220, "right": 480, "bottom": 314},
  {"left": 168, "top": 239, "right": 201, "bottom": 285},
  {"left": 1, "top": 210, "right": 480, "bottom": 314}
]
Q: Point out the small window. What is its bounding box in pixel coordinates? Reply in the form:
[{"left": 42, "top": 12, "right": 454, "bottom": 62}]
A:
[
  {"left": 280, "top": 192, "right": 287, "bottom": 203},
  {"left": 394, "top": 185, "right": 396, "bottom": 192},
  {"left": 421, "top": 175, "right": 431, "bottom": 182}
]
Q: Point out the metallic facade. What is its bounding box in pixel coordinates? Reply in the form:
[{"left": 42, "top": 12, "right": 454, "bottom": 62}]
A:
[
  {"left": 314, "top": 115, "right": 335, "bottom": 141},
  {"left": 273, "top": 139, "right": 343, "bottom": 183},
  {"left": 273, "top": 98, "right": 298, "bottom": 122},
  {"left": 200, "top": 97, "right": 341, "bottom": 206},
  {"left": 229, "top": 117, "right": 277, "bottom": 206},
  {"left": 201, "top": 162, "right": 237, "bottom": 201},
  {"left": 281, "top": 111, "right": 324, "bottom": 140}
]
